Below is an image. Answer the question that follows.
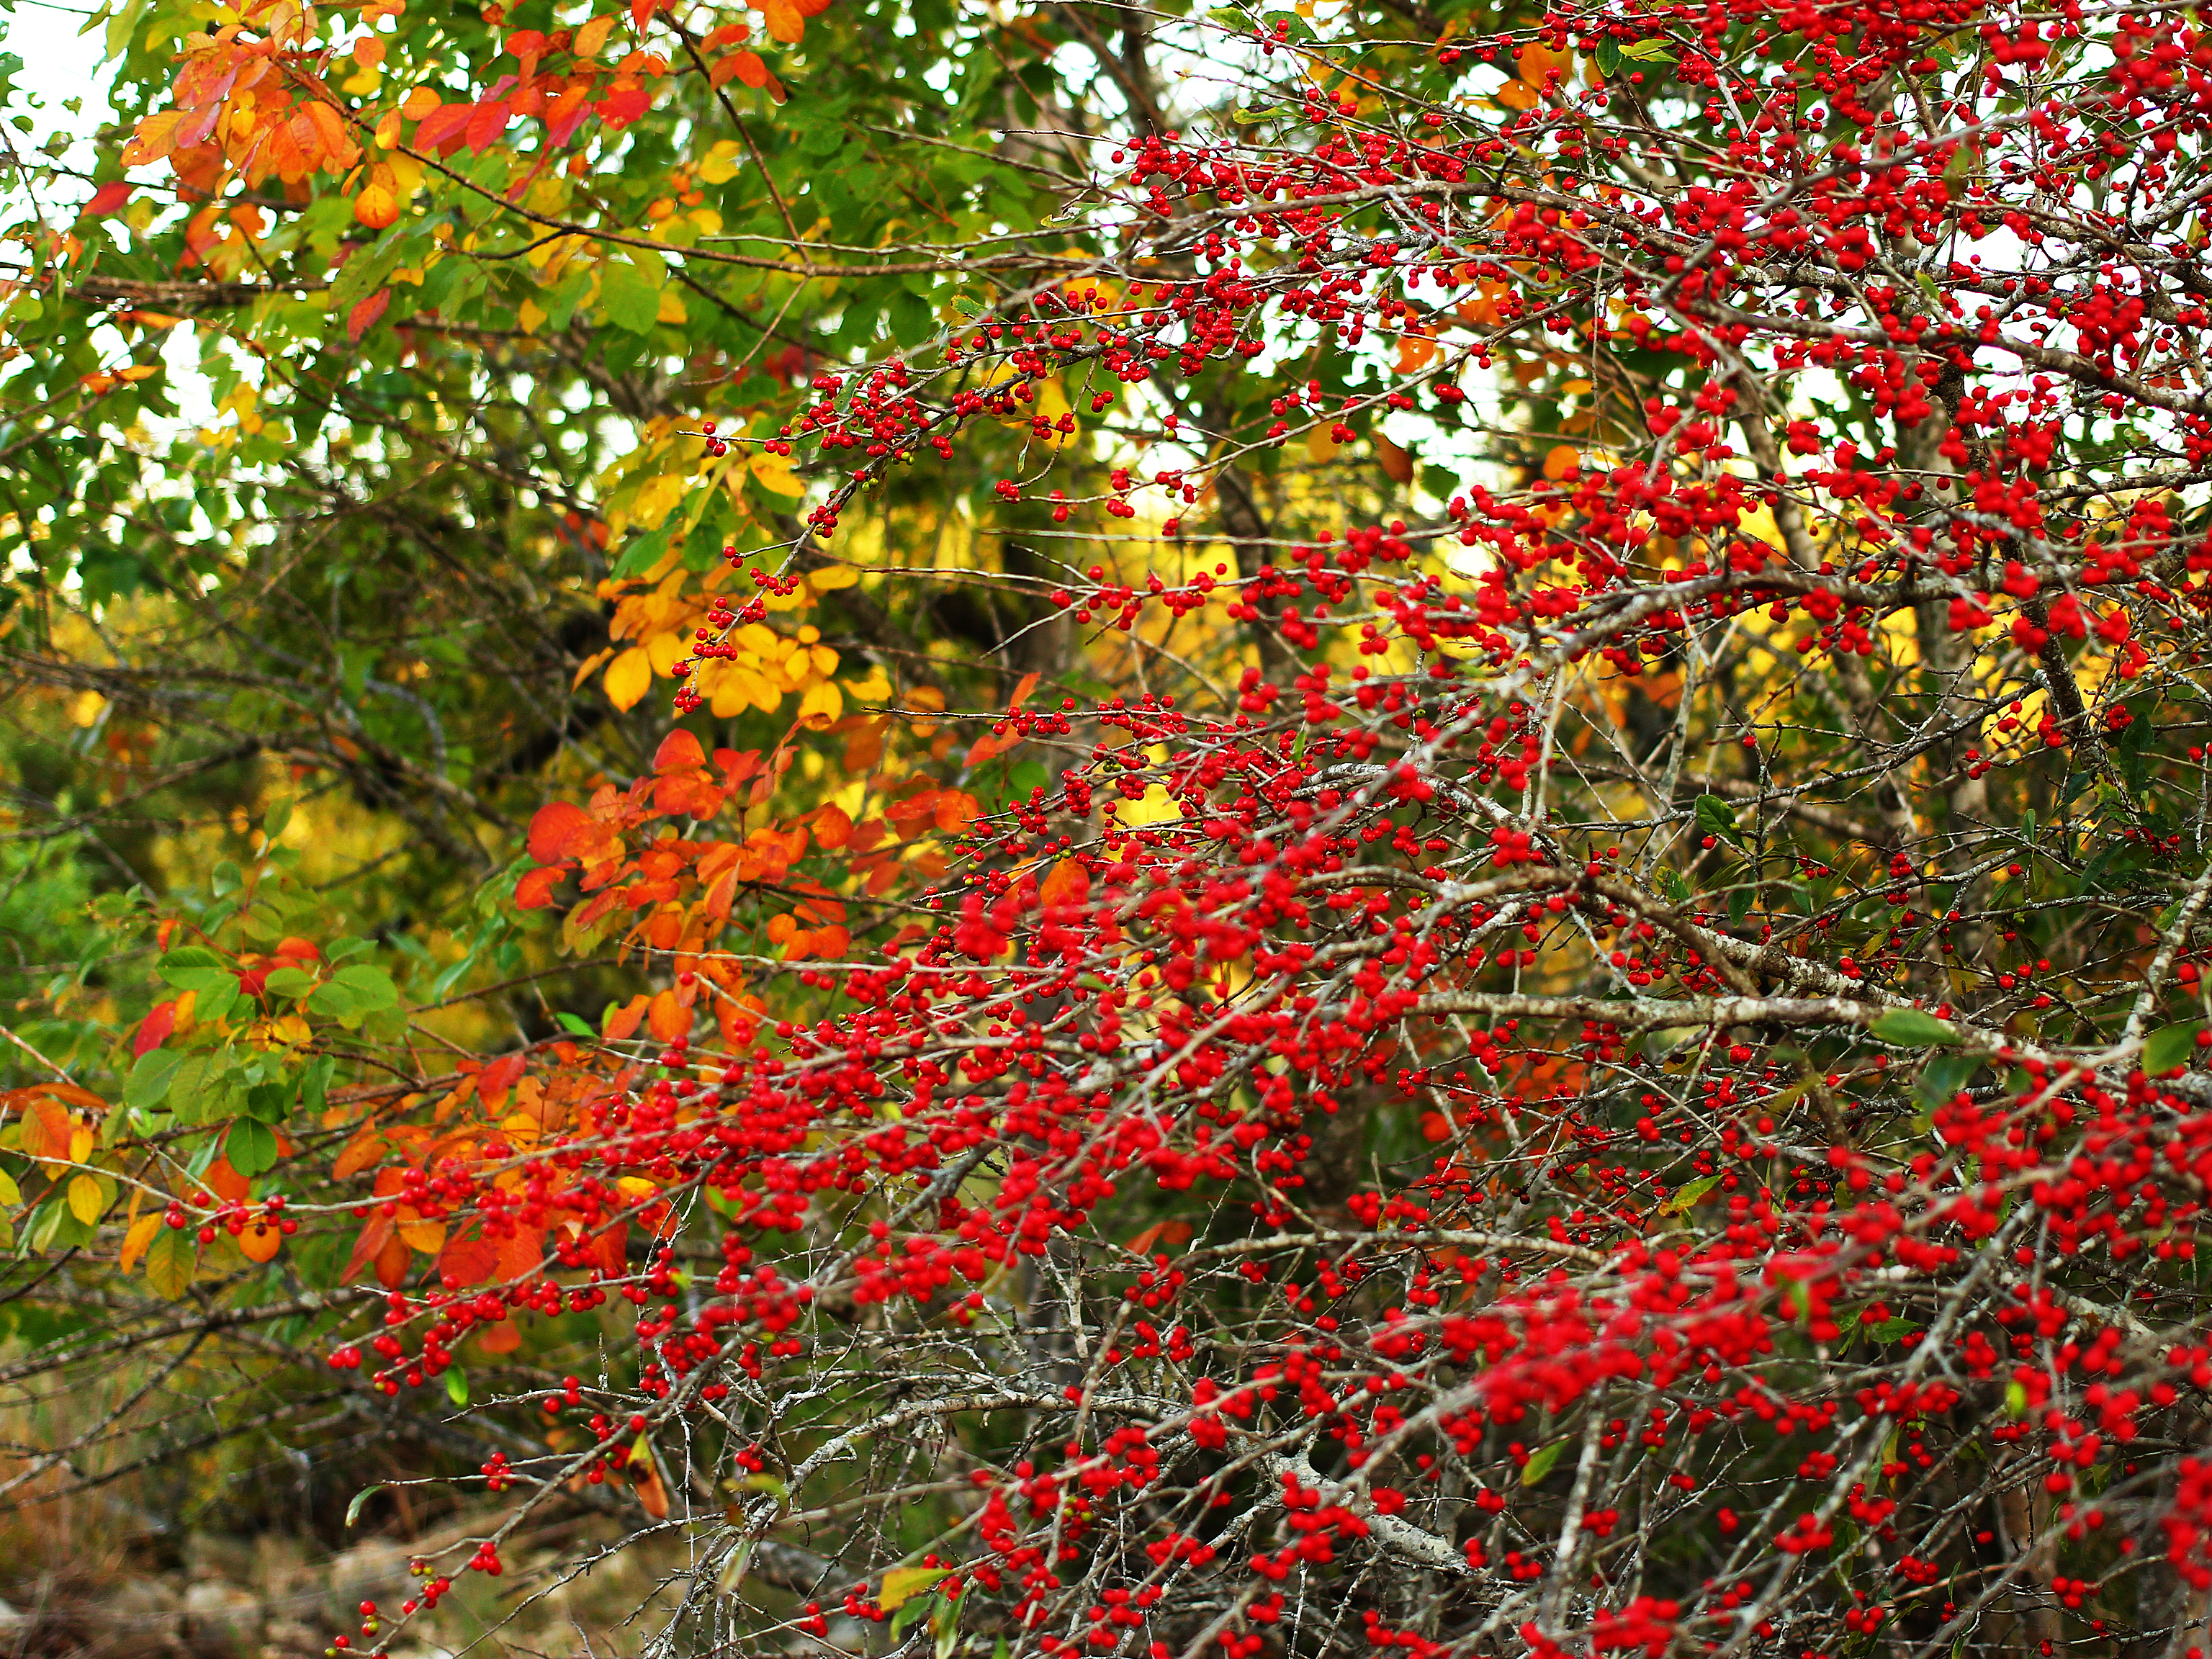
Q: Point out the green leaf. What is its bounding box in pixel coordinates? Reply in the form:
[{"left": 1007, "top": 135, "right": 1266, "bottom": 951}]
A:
[
  {"left": 446, "top": 1369, "right": 469, "bottom": 1407},
  {"left": 1869, "top": 1318, "right": 1922, "bottom": 1344},
  {"left": 345, "top": 1484, "right": 385, "bottom": 1528},
  {"left": 302, "top": 1055, "right": 335, "bottom": 1115},
  {"left": 1694, "top": 793, "right": 1744, "bottom": 848},
  {"left": 331, "top": 963, "right": 400, "bottom": 1010},
  {"left": 2143, "top": 1021, "right": 2203, "bottom": 1075},
  {"left": 1660, "top": 865, "right": 1691, "bottom": 904},
  {"left": 555, "top": 1011, "right": 596, "bottom": 1038},
  {"left": 1914, "top": 1053, "right": 1978, "bottom": 1110},
  {"left": 0, "top": 1166, "right": 19, "bottom": 1207},
  {"left": 263, "top": 965, "right": 317, "bottom": 999},
  {"left": 881, "top": 1567, "right": 953, "bottom": 1611},
  {"left": 125, "top": 1047, "right": 182, "bottom": 1111},
  {"left": 243, "top": 1082, "right": 290, "bottom": 1123},
  {"left": 143, "top": 1226, "right": 196, "bottom": 1299},
  {"left": 227, "top": 1118, "right": 279, "bottom": 1178},
  {"left": 1519, "top": 1439, "right": 1568, "bottom": 1487},
  {"left": 1662, "top": 1173, "right": 1722, "bottom": 1214},
  {"left": 601, "top": 256, "right": 665, "bottom": 335},
  {"left": 1593, "top": 37, "right": 1621, "bottom": 75},
  {"left": 889, "top": 289, "right": 938, "bottom": 349},
  {"left": 1619, "top": 37, "right": 1675, "bottom": 61},
  {"left": 1870, "top": 1009, "right": 1958, "bottom": 1046}
]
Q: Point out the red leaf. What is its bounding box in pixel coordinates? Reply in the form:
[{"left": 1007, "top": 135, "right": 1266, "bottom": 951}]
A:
[
  {"left": 528, "top": 799, "right": 592, "bottom": 863},
  {"left": 595, "top": 81, "right": 653, "bottom": 127},
  {"left": 135, "top": 999, "right": 176, "bottom": 1058},
  {"left": 516, "top": 864, "right": 568, "bottom": 909},
  {"left": 79, "top": 181, "right": 132, "bottom": 220},
  {"left": 583, "top": 1221, "right": 627, "bottom": 1275},
  {"left": 437, "top": 1234, "right": 499, "bottom": 1287},
  {"left": 464, "top": 98, "right": 512, "bottom": 152},
  {"left": 348, "top": 289, "right": 390, "bottom": 342},
  {"left": 653, "top": 729, "right": 706, "bottom": 773},
  {"left": 413, "top": 102, "right": 473, "bottom": 153},
  {"left": 545, "top": 81, "right": 595, "bottom": 145},
  {"left": 342, "top": 1215, "right": 394, "bottom": 1285},
  {"left": 477, "top": 1053, "right": 526, "bottom": 1112}
]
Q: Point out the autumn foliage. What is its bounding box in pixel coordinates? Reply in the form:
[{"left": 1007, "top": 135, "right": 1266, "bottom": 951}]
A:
[{"left": 15, "top": 0, "right": 2212, "bottom": 1654}]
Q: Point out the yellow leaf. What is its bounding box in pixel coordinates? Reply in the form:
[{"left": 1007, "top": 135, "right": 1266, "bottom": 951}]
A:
[
  {"left": 657, "top": 288, "right": 688, "bottom": 324},
  {"left": 69, "top": 689, "right": 107, "bottom": 728},
  {"left": 518, "top": 297, "right": 548, "bottom": 334},
  {"left": 646, "top": 630, "right": 690, "bottom": 676},
  {"left": 750, "top": 450, "right": 804, "bottom": 497},
  {"left": 0, "top": 1166, "right": 19, "bottom": 1206},
  {"left": 699, "top": 140, "right": 742, "bottom": 184},
  {"left": 1308, "top": 424, "right": 1339, "bottom": 463},
  {"left": 797, "top": 678, "right": 844, "bottom": 728},
  {"left": 69, "top": 1125, "right": 94, "bottom": 1163},
  {"left": 605, "top": 647, "right": 654, "bottom": 711},
  {"left": 1517, "top": 42, "right": 1571, "bottom": 85},
  {"left": 809, "top": 563, "right": 858, "bottom": 590},
  {"left": 688, "top": 207, "right": 723, "bottom": 235},
  {"left": 572, "top": 646, "right": 614, "bottom": 689},
  {"left": 843, "top": 666, "right": 892, "bottom": 703},
  {"left": 120, "top": 1212, "right": 163, "bottom": 1273},
  {"left": 879, "top": 1567, "right": 951, "bottom": 1611},
  {"left": 68, "top": 1174, "right": 105, "bottom": 1227},
  {"left": 632, "top": 473, "right": 688, "bottom": 531},
  {"left": 1542, "top": 444, "right": 1583, "bottom": 481},
  {"left": 143, "top": 1228, "right": 194, "bottom": 1299},
  {"left": 398, "top": 1217, "right": 447, "bottom": 1255},
  {"left": 573, "top": 14, "right": 616, "bottom": 58}
]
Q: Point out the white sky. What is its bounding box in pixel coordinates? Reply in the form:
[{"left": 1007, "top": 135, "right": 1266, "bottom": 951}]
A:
[{"left": 2, "top": 0, "right": 114, "bottom": 199}]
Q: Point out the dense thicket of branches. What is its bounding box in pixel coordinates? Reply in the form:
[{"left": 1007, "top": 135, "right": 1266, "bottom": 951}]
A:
[{"left": 9, "top": 0, "right": 2212, "bottom": 1656}]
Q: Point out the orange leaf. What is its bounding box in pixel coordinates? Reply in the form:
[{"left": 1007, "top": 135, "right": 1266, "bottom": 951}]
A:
[
  {"left": 476, "top": 1318, "right": 522, "bottom": 1354},
  {"left": 760, "top": 0, "right": 805, "bottom": 41},
  {"left": 348, "top": 289, "right": 390, "bottom": 342},
  {"left": 1040, "top": 858, "right": 1091, "bottom": 909},
  {"left": 203, "top": 1159, "right": 251, "bottom": 1205},
  {"left": 933, "top": 790, "right": 980, "bottom": 832},
  {"left": 627, "top": 1439, "right": 670, "bottom": 1518},
  {"left": 120, "top": 1213, "right": 164, "bottom": 1273},
  {"left": 603, "top": 993, "right": 652, "bottom": 1040},
  {"left": 812, "top": 805, "right": 853, "bottom": 850},
  {"left": 343, "top": 1214, "right": 394, "bottom": 1283},
  {"left": 495, "top": 1223, "right": 547, "bottom": 1282},
  {"left": 438, "top": 1234, "right": 498, "bottom": 1287},
  {"left": 78, "top": 181, "right": 132, "bottom": 220},
  {"left": 654, "top": 729, "right": 706, "bottom": 772},
  {"left": 1376, "top": 432, "right": 1416, "bottom": 484},
  {"left": 646, "top": 989, "right": 692, "bottom": 1043},
  {"left": 374, "top": 1229, "right": 413, "bottom": 1289},
  {"left": 1010, "top": 670, "right": 1041, "bottom": 708},
  {"left": 397, "top": 1210, "right": 447, "bottom": 1256},
  {"left": 334, "top": 1128, "right": 388, "bottom": 1180},
  {"left": 605, "top": 647, "right": 653, "bottom": 711},
  {"left": 529, "top": 800, "right": 591, "bottom": 862},
  {"left": 122, "top": 109, "right": 184, "bottom": 166},
  {"left": 516, "top": 864, "right": 568, "bottom": 909},
  {"left": 239, "top": 1219, "right": 284, "bottom": 1264}
]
